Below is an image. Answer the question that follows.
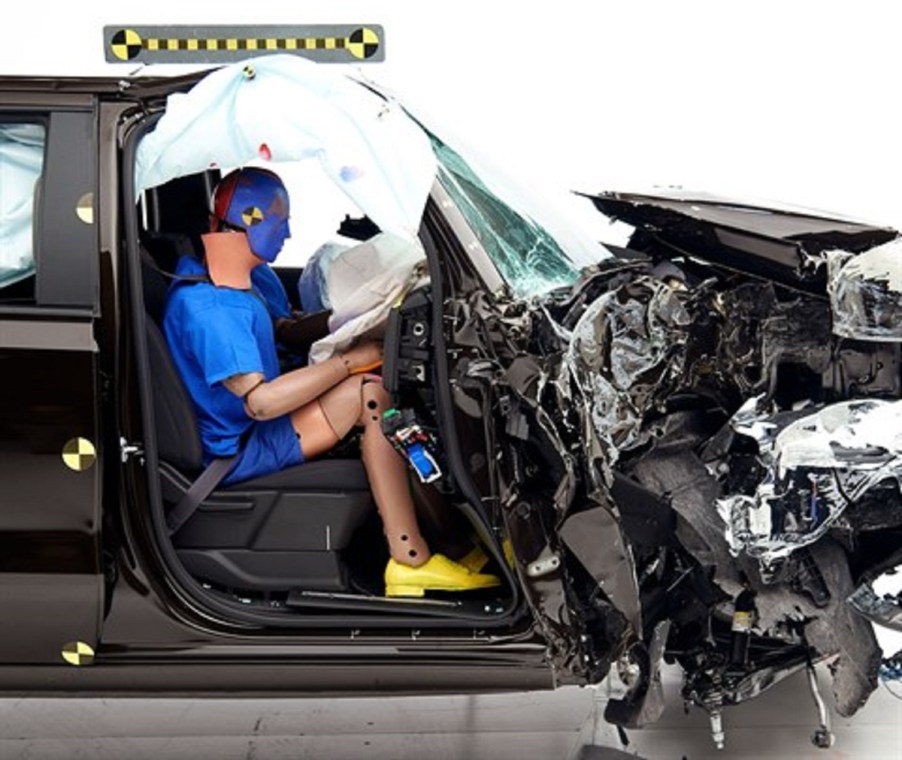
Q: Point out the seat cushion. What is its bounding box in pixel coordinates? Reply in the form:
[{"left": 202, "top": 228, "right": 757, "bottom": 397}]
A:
[{"left": 223, "top": 458, "right": 369, "bottom": 491}]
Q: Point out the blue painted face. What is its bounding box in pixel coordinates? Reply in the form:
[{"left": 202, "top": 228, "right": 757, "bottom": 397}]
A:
[{"left": 217, "top": 168, "right": 291, "bottom": 262}]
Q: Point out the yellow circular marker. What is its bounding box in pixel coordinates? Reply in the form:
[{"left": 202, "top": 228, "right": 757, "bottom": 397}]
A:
[
  {"left": 62, "top": 437, "right": 96, "bottom": 472},
  {"left": 61, "top": 641, "right": 95, "bottom": 666},
  {"left": 241, "top": 206, "right": 264, "bottom": 226},
  {"left": 347, "top": 27, "right": 380, "bottom": 60},
  {"left": 110, "top": 29, "right": 143, "bottom": 61},
  {"left": 76, "top": 193, "right": 94, "bottom": 224}
]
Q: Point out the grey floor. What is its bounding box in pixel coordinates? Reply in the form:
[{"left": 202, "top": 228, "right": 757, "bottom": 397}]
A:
[{"left": 1, "top": 665, "right": 899, "bottom": 759}]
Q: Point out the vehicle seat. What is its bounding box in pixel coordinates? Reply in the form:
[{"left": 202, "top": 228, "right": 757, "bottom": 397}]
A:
[{"left": 141, "top": 252, "right": 374, "bottom": 593}]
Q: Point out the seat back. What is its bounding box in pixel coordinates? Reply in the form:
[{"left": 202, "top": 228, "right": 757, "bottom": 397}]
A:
[{"left": 145, "top": 315, "right": 205, "bottom": 472}]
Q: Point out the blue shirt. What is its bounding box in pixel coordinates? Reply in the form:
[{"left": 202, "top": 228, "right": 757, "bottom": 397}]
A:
[
  {"left": 251, "top": 263, "right": 292, "bottom": 320},
  {"left": 163, "top": 256, "right": 280, "bottom": 459}
]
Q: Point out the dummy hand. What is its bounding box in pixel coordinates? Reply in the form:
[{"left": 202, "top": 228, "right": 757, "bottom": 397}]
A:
[
  {"left": 274, "top": 310, "right": 332, "bottom": 355},
  {"left": 340, "top": 341, "right": 383, "bottom": 375},
  {"left": 229, "top": 340, "right": 380, "bottom": 421}
]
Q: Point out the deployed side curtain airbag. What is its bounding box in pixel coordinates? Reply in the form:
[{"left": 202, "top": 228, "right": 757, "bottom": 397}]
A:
[
  {"left": 0, "top": 124, "right": 45, "bottom": 288},
  {"left": 134, "top": 55, "right": 436, "bottom": 243}
]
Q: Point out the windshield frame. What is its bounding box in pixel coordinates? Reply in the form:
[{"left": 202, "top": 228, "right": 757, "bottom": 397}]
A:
[{"left": 429, "top": 178, "right": 506, "bottom": 296}]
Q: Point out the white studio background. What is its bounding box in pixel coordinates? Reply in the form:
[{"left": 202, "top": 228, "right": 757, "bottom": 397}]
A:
[{"left": 2, "top": 1, "right": 901, "bottom": 262}]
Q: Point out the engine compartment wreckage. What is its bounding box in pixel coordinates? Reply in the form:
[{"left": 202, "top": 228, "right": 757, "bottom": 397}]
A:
[{"left": 449, "top": 189, "right": 902, "bottom": 747}]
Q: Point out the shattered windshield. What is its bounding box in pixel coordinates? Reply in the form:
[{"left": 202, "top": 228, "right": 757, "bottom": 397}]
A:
[{"left": 430, "top": 134, "right": 610, "bottom": 298}]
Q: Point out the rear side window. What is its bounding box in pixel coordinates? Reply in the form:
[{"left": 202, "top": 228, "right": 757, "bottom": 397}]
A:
[{"left": 0, "top": 122, "right": 45, "bottom": 291}]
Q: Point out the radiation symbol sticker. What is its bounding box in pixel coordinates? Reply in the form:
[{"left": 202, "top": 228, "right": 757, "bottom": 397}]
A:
[
  {"left": 241, "top": 206, "right": 264, "bottom": 226},
  {"left": 110, "top": 28, "right": 143, "bottom": 61},
  {"left": 61, "top": 641, "right": 95, "bottom": 666},
  {"left": 62, "top": 437, "right": 96, "bottom": 472}
]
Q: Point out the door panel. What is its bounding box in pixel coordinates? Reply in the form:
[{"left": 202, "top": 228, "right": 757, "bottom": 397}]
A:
[
  {"left": 0, "top": 105, "right": 103, "bottom": 664},
  {"left": 0, "top": 326, "right": 103, "bottom": 662}
]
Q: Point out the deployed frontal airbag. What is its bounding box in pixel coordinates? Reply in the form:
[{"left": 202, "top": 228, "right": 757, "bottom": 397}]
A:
[{"left": 308, "top": 232, "right": 428, "bottom": 364}]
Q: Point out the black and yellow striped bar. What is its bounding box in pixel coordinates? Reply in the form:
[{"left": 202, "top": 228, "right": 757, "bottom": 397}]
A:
[{"left": 104, "top": 25, "right": 383, "bottom": 64}]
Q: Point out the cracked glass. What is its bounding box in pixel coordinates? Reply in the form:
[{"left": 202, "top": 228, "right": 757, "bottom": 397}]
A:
[{"left": 430, "top": 134, "right": 609, "bottom": 298}]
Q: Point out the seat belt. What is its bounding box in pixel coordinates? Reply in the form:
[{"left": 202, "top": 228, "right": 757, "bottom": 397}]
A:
[
  {"left": 142, "top": 242, "right": 257, "bottom": 535},
  {"left": 139, "top": 243, "right": 210, "bottom": 285},
  {"left": 167, "top": 454, "right": 239, "bottom": 535}
]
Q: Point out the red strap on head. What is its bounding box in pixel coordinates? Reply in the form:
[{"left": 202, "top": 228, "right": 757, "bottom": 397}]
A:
[{"left": 212, "top": 170, "right": 240, "bottom": 222}]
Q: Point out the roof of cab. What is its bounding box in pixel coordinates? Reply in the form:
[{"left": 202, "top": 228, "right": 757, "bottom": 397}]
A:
[{"left": 0, "top": 69, "right": 210, "bottom": 97}]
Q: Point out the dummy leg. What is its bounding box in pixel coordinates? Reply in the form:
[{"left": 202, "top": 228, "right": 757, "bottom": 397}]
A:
[
  {"left": 358, "top": 381, "right": 431, "bottom": 567},
  {"left": 297, "top": 376, "right": 431, "bottom": 567},
  {"left": 353, "top": 381, "right": 501, "bottom": 596},
  {"left": 290, "top": 375, "right": 363, "bottom": 458},
  {"left": 292, "top": 376, "right": 501, "bottom": 596}
]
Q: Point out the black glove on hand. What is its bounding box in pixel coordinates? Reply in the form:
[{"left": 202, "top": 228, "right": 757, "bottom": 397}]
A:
[{"left": 275, "top": 310, "right": 332, "bottom": 356}]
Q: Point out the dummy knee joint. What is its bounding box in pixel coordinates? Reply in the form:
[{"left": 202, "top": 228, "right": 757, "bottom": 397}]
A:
[
  {"left": 360, "top": 379, "right": 390, "bottom": 425},
  {"left": 317, "top": 374, "right": 366, "bottom": 440}
]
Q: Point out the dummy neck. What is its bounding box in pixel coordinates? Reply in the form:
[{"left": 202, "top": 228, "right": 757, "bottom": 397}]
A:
[{"left": 201, "top": 231, "right": 260, "bottom": 290}]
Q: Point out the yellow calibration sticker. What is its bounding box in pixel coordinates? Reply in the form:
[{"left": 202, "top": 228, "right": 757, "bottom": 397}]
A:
[
  {"left": 241, "top": 206, "right": 264, "bottom": 226},
  {"left": 61, "top": 641, "right": 95, "bottom": 666},
  {"left": 105, "top": 25, "right": 384, "bottom": 64},
  {"left": 76, "top": 192, "right": 94, "bottom": 225},
  {"left": 62, "top": 437, "right": 96, "bottom": 472}
]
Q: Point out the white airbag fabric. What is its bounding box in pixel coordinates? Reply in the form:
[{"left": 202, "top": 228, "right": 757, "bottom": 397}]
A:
[
  {"left": 135, "top": 55, "right": 436, "bottom": 242},
  {"left": 0, "top": 124, "right": 44, "bottom": 287},
  {"left": 309, "top": 232, "right": 428, "bottom": 363}
]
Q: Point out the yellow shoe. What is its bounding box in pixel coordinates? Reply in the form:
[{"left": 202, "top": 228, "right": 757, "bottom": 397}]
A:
[
  {"left": 384, "top": 554, "right": 501, "bottom": 598},
  {"left": 457, "top": 543, "right": 490, "bottom": 574}
]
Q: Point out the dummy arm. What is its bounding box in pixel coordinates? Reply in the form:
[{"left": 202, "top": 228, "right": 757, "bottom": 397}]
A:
[{"left": 223, "top": 342, "right": 382, "bottom": 420}]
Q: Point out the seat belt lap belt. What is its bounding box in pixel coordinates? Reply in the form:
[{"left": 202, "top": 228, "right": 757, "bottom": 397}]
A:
[{"left": 167, "top": 454, "right": 239, "bottom": 534}]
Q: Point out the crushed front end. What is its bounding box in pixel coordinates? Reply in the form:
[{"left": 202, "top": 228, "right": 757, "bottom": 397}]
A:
[{"left": 440, "top": 188, "right": 902, "bottom": 749}]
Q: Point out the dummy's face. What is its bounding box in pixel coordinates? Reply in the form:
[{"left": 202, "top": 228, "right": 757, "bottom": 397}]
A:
[
  {"left": 268, "top": 215, "right": 291, "bottom": 259},
  {"left": 249, "top": 186, "right": 291, "bottom": 263}
]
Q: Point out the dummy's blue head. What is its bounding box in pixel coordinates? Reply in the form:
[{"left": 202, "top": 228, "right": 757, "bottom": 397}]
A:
[{"left": 213, "top": 167, "right": 290, "bottom": 262}]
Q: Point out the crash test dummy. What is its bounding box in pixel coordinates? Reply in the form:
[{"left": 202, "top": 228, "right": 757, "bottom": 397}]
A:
[{"left": 163, "top": 167, "right": 499, "bottom": 597}]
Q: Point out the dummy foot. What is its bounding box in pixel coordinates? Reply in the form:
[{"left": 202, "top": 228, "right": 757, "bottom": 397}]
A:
[{"left": 384, "top": 554, "right": 500, "bottom": 597}]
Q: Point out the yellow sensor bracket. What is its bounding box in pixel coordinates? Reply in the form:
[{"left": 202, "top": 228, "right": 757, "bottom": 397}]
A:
[{"left": 104, "top": 25, "right": 384, "bottom": 64}]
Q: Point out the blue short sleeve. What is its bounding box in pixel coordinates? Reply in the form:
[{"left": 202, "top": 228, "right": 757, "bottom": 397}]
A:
[{"left": 184, "top": 300, "right": 266, "bottom": 387}]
